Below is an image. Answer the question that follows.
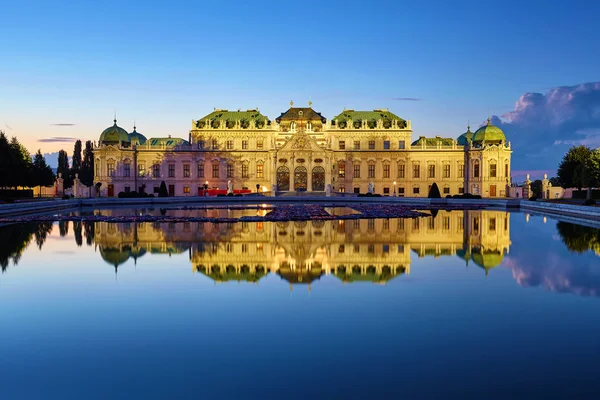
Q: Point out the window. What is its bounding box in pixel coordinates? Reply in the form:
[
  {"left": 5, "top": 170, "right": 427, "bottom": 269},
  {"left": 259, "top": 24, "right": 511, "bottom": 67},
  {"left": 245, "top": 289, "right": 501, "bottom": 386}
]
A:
[
  {"left": 399, "top": 140, "right": 406, "bottom": 149},
  {"left": 354, "top": 164, "right": 361, "bottom": 178},
  {"left": 472, "top": 184, "right": 480, "bottom": 194},
  {"left": 354, "top": 140, "right": 360, "bottom": 150},
  {"left": 124, "top": 163, "right": 131, "bottom": 177},
  {"left": 183, "top": 186, "right": 190, "bottom": 194},
  {"left": 124, "top": 186, "right": 130, "bottom": 193},
  {"left": 198, "top": 140, "right": 205, "bottom": 150},
  {"left": 443, "top": 217, "right": 450, "bottom": 231},
  {"left": 383, "top": 244, "right": 389, "bottom": 253},
  {"left": 241, "top": 244, "right": 248, "bottom": 253},
  {"left": 226, "top": 164, "right": 234, "bottom": 178},
  {"left": 413, "top": 186, "right": 420, "bottom": 195},
  {"left": 398, "top": 187, "right": 405, "bottom": 196},
  {"left": 339, "top": 140, "right": 345, "bottom": 150},
  {"left": 242, "top": 164, "right": 249, "bottom": 179},
  {"left": 138, "top": 164, "right": 145, "bottom": 177},
  {"left": 368, "top": 219, "right": 375, "bottom": 231},
  {"left": 490, "top": 163, "right": 497, "bottom": 178},
  {"left": 338, "top": 245, "right": 345, "bottom": 254},
  {"left": 256, "top": 163, "right": 264, "bottom": 178},
  {"left": 383, "top": 140, "right": 390, "bottom": 149},
  {"left": 428, "top": 164, "right": 435, "bottom": 178},
  {"left": 474, "top": 162, "right": 480, "bottom": 178},
  {"left": 107, "top": 162, "right": 115, "bottom": 176},
  {"left": 256, "top": 139, "right": 263, "bottom": 150},
  {"left": 339, "top": 186, "right": 345, "bottom": 192},
  {"left": 183, "top": 164, "right": 190, "bottom": 178},
  {"left": 443, "top": 186, "right": 450, "bottom": 194},
  {"left": 383, "top": 164, "right": 390, "bottom": 178},
  {"left": 212, "top": 164, "right": 219, "bottom": 178},
  {"left": 153, "top": 164, "right": 160, "bottom": 178},
  {"left": 242, "top": 140, "right": 248, "bottom": 150},
  {"left": 459, "top": 164, "right": 465, "bottom": 178},
  {"left": 383, "top": 187, "right": 390, "bottom": 194},
  {"left": 368, "top": 140, "right": 375, "bottom": 150},
  {"left": 368, "top": 165, "right": 375, "bottom": 178},
  {"left": 459, "top": 186, "right": 464, "bottom": 194},
  {"left": 338, "top": 162, "right": 345, "bottom": 178},
  {"left": 413, "top": 164, "right": 420, "bottom": 178},
  {"left": 443, "top": 164, "right": 450, "bottom": 178},
  {"left": 489, "top": 218, "right": 496, "bottom": 232},
  {"left": 354, "top": 187, "right": 360, "bottom": 194},
  {"left": 212, "top": 139, "right": 218, "bottom": 149},
  {"left": 226, "top": 140, "right": 234, "bottom": 150},
  {"left": 168, "top": 164, "right": 175, "bottom": 178},
  {"left": 354, "top": 244, "right": 360, "bottom": 253},
  {"left": 398, "top": 164, "right": 405, "bottom": 178},
  {"left": 197, "top": 162, "right": 204, "bottom": 178}
]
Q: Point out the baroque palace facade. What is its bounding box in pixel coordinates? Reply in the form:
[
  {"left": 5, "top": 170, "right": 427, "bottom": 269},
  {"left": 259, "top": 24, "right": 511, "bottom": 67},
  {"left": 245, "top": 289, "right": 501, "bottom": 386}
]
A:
[{"left": 94, "top": 102, "right": 512, "bottom": 197}]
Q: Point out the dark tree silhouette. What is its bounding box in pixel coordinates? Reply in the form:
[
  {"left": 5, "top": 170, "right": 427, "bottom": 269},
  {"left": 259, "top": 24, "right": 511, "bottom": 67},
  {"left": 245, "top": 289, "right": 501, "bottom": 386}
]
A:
[
  {"left": 428, "top": 182, "right": 441, "bottom": 198},
  {"left": 159, "top": 181, "right": 169, "bottom": 197}
]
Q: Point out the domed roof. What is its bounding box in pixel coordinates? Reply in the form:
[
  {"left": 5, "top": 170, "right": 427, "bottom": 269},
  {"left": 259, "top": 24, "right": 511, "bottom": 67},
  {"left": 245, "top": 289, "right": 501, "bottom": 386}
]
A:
[
  {"left": 128, "top": 126, "right": 147, "bottom": 145},
  {"left": 99, "top": 246, "right": 131, "bottom": 267},
  {"left": 472, "top": 118, "right": 506, "bottom": 144},
  {"left": 99, "top": 119, "right": 130, "bottom": 145},
  {"left": 457, "top": 125, "right": 474, "bottom": 146}
]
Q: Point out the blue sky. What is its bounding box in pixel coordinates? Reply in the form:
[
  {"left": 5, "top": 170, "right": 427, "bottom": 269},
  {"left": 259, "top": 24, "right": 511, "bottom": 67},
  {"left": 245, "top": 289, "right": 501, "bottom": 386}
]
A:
[{"left": 1, "top": 0, "right": 599, "bottom": 175}]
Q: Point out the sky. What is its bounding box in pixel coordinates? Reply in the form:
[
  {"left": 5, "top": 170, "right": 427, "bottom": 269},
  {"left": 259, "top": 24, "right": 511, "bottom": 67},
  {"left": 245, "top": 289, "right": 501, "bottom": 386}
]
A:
[{"left": 1, "top": 0, "right": 599, "bottom": 177}]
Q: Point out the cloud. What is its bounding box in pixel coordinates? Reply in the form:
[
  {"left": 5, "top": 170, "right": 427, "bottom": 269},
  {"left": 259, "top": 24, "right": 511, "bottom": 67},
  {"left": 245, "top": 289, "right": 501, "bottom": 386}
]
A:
[
  {"left": 391, "top": 97, "right": 422, "bottom": 101},
  {"left": 491, "top": 81, "right": 600, "bottom": 176},
  {"left": 37, "top": 137, "right": 79, "bottom": 143},
  {"left": 50, "top": 123, "right": 76, "bottom": 126}
]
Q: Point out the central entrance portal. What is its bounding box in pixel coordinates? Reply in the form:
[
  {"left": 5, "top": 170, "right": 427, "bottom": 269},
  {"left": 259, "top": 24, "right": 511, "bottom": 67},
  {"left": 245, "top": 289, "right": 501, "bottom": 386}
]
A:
[
  {"left": 312, "top": 166, "right": 325, "bottom": 191},
  {"left": 294, "top": 166, "right": 307, "bottom": 191},
  {"left": 277, "top": 166, "right": 290, "bottom": 191}
]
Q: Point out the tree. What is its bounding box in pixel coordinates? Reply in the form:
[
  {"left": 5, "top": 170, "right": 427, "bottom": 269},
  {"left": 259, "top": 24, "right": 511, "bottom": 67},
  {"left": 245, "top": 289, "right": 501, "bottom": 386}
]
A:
[
  {"left": 549, "top": 176, "right": 561, "bottom": 187},
  {"left": 71, "top": 140, "right": 82, "bottom": 183},
  {"left": 557, "top": 145, "right": 600, "bottom": 199},
  {"left": 531, "top": 180, "right": 543, "bottom": 198},
  {"left": 0, "top": 131, "right": 10, "bottom": 188},
  {"left": 8, "top": 136, "right": 33, "bottom": 189},
  {"left": 57, "top": 149, "right": 72, "bottom": 188},
  {"left": 428, "top": 182, "right": 441, "bottom": 198},
  {"left": 31, "top": 150, "right": 55, "bottom": 195},
  {"left": 158, "top": 181, "right": 169, "bottom": 197},
  {"left": 80, "top": 140, "right": 95, "bottom": 187}
]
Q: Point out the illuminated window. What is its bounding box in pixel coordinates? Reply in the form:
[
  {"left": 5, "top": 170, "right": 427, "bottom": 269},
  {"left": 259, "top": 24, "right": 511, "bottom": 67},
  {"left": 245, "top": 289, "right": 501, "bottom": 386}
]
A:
[
  {"left": 183, "top": 186, "right": 190, "bottom": 194},
  {"left": 256, "top": 163, "right": 264, "bottom": 178},
  {"left": 339, "top": 162, "right": 345, "bottom": 178},
  {"left": 138, "top": 164, "right": 145, "bottom": 177}
]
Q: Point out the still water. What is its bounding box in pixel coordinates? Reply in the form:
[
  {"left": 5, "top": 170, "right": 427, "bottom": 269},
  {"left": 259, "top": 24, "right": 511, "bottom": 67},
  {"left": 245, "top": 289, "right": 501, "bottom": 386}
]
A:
[{"left": 1, "top": 209, "right": 600, "bottom": 399}]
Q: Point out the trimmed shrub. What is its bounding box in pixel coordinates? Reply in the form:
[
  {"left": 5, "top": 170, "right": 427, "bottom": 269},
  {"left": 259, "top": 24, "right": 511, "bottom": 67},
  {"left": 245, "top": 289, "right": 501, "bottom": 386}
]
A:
[
  {"left": 428, "top": 183, "right": 441, "bottom": 198},
  {"left": 529, "top": 196, "right": 538, "bottom": 201},
  {"left": 158, "top": 181, "right": 169, "bottom": 197},
  {"left": 584, "top": 199, "right": 596, "bottom": 206}
]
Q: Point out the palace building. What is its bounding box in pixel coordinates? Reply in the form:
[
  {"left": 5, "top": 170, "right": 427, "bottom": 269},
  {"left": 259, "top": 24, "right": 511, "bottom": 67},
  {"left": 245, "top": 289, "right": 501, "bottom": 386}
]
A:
[{"left": 93, "top": 102, "right": 512, "bottom": 197}]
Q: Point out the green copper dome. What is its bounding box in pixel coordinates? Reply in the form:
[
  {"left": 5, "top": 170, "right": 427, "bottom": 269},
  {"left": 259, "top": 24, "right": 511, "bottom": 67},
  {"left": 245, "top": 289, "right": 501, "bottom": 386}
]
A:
[
  {"left": 472, "top": 118, "right": 506, "bottom": 144},
  {"left": 128, "top": 126, "right": 147, "bottom": 146},
  {"left": 457, "top": 125, "right": 474, "bottom": 146},
  {"left": 471, "top": 250, "right": 504, "bottom": 274},
  {"left": 99, "top": 119, "right": 130, "bottom": 146}
]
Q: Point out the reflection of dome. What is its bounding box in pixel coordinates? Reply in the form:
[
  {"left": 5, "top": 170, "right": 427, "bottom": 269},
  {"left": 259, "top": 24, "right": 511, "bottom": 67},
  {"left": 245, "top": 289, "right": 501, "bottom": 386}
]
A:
[
  {"left": 471, "top": 250, "right": 504, "bottom": 273},
  {"left": 99, "top": 119, "right": 130, "bottom": 146},
  {"left": 100, "top": 246, "right": 131, "bottom": 267},
  {"left": 128, "top": 126, "right": 147, "bottom": 146},
  {"left": 457, "top": 125, "right": 474, "bottom": 146},
  {"left": 472, "top": 118, "right": 506, "bottom": 144}
]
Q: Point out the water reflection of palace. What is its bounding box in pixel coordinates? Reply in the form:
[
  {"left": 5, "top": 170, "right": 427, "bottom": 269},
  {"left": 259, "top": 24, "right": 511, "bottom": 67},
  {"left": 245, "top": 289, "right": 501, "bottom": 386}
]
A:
[{"left": 93, "top": 209, "right": 511, "bottom": 285}]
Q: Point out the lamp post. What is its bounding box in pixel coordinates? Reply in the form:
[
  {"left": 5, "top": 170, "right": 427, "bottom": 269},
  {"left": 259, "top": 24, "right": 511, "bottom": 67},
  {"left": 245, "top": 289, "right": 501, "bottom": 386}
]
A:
[
  {"left": 204, "top": 181, "right": 209, "bottom": 197},
  {"left": 256, "top": 183, "right": 260, "bottom": 193},
  {"left": 393, "top": 181, "right": 397, "bottom": 197}
]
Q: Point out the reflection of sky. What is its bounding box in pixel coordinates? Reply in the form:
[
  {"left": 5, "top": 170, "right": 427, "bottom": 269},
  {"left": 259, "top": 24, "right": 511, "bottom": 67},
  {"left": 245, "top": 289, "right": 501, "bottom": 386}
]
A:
[{"left": 2, "top": 217, "right": 600, "bottom": 398}]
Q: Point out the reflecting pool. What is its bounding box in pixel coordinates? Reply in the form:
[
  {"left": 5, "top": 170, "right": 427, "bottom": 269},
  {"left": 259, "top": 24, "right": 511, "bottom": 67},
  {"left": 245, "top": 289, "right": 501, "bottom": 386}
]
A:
[{"left": 1, "top": 209, "right": 600, "bottom": 399}]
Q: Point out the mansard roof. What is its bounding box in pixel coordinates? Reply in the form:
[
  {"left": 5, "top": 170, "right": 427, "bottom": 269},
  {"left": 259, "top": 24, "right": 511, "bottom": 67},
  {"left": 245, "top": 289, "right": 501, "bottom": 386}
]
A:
[
  {"left": 333, "top": 109, "right": 405, "bottom": 124},
  {"left": 198, "top": 109, "right": 270, "bottom": 123},
  {"left": 275, "top": 107, "right": 327, "bottom": 123},
  {"left": 147, "top": 137, "right": 190, "bottom": 147},
  {"left": 411, "top": 136, "right": 455, "bottom": 147}
]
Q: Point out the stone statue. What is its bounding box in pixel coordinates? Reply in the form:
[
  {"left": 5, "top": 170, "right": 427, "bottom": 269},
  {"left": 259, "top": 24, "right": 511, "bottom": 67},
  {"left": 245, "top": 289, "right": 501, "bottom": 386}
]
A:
[
  {"left": 368, "top": 181, "right": 374, "bottom": 194},
  {"left": 227, "top": 180, "right": 233, "bottom": 194},
  {"left": 543, "top": 173, "right": 548, "bottom": 180},
  {"left": 326, "top": 184, "right": 332, "bottom": 197}
]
